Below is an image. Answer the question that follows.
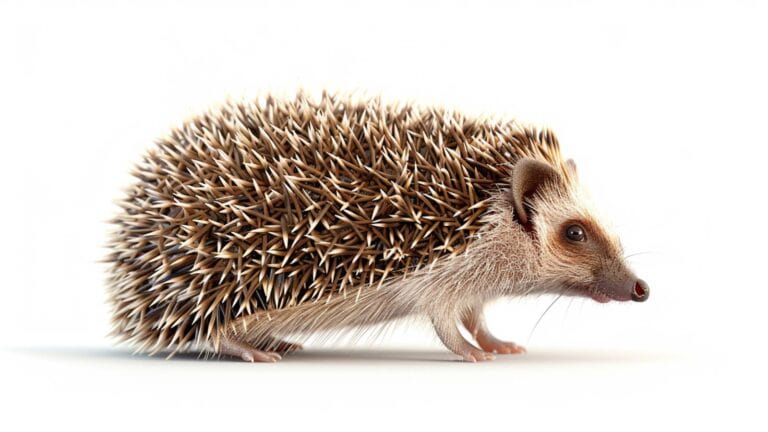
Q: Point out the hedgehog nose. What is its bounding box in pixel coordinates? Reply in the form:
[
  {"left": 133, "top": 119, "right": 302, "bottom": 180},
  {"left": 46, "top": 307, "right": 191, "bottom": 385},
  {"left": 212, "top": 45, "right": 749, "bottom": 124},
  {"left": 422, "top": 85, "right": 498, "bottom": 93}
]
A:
[{"left": 631, "top": 279, "right": 649, "bottom": 302}]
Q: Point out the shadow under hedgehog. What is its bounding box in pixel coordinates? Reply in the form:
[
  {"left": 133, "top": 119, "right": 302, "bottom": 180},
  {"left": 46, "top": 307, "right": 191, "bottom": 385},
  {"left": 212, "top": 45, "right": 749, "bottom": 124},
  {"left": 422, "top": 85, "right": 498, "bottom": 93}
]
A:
[{"left": 106, "top": 92, "right": 649, "bottom": 362}]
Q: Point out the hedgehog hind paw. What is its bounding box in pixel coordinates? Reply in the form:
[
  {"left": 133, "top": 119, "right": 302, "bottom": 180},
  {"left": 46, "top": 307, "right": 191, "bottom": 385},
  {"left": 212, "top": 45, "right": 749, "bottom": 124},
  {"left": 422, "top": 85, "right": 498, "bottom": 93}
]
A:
[{"left": 218, "top": 337, "right": 282, "bottom": 363}]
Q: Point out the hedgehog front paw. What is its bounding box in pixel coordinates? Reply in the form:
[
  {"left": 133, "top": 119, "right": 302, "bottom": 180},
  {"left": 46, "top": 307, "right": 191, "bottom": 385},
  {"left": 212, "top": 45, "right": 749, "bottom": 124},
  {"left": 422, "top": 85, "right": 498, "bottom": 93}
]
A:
[
  {"left": 476, "top": 337, "right": 526, "bottom": 355},
  {"left": 460, "top": 348, "right": 496, "bottom": 362}
]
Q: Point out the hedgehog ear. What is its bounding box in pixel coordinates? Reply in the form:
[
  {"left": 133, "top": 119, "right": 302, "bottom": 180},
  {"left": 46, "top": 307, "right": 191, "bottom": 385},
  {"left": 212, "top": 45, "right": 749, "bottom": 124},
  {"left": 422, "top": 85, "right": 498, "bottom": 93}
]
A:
[
  {"left": 566, "top": 159, "right": 577, "bottom": 176},
  {"left": 508, "top": 158, "right": 561, "bottom": 228}
]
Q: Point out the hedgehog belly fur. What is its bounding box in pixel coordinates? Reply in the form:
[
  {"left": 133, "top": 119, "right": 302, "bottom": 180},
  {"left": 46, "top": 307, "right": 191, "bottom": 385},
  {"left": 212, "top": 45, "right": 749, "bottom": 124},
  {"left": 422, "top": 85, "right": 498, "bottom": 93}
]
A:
[{"left": 105, "top": 92, "right": 563, "bottom": 354}]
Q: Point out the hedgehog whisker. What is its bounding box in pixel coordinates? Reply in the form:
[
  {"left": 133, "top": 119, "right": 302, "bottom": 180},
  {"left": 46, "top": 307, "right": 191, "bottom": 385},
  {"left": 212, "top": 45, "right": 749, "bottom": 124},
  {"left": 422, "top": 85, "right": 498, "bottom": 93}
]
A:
[
  {"left": 527, "top": 290, "right": 564, "bottom": 344},
  {"left": 623, "top": 251, "right": 661, "bottom": 260}
]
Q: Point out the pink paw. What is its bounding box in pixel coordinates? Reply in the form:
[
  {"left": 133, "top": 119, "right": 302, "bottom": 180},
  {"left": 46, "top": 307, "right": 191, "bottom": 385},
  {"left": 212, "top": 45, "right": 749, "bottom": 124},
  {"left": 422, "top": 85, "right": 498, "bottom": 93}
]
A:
[
  {"left": 239, "top": 350, "right": 282, "bottom": 363},
  {"left": 220, "top": 338, "right": 283, "bottom": 363},
  {"left": 478, "top": 339, "right": 526, "bottom": 355},
  {"left": 461, "top": 349, "right": 496, "bottom": 362}
]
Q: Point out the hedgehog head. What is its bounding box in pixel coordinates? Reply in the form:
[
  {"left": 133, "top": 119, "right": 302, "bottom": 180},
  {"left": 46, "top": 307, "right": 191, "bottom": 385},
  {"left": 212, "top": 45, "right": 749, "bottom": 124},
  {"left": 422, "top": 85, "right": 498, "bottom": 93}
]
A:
[{"left": 507, "top": 157, "right": 649, "bottom": 303}]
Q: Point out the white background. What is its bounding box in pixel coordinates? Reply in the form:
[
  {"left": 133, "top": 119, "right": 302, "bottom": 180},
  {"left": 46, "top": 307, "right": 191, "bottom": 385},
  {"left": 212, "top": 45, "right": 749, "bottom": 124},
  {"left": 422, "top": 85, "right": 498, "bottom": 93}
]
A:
[{"left": 1, "top": 0, "right": 766, "bottom": 430}]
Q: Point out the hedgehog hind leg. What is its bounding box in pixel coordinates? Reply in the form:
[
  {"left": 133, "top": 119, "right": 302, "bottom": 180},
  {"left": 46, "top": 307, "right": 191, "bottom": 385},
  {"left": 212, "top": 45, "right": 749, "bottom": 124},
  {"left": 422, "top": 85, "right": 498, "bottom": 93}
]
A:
[{"left": 218, "top": 337, "right": 282, "bottom": 363}]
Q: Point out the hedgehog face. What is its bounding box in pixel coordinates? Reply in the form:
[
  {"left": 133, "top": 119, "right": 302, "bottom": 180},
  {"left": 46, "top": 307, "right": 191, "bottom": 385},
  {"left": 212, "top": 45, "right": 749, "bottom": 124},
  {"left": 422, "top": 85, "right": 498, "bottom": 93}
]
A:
[
  {"left": 508, "top": 158, "right": 649, "bottom": 303},
  {"left": 534, "top": 197, "right": 648, "bottom": 303}
]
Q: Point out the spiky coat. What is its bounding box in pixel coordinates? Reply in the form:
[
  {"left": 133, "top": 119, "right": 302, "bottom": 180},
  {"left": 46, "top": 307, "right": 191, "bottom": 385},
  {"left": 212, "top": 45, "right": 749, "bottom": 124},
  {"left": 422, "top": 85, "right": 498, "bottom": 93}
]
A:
[{"left": 106, "top": 93, "right": 562, "bottom": 353}]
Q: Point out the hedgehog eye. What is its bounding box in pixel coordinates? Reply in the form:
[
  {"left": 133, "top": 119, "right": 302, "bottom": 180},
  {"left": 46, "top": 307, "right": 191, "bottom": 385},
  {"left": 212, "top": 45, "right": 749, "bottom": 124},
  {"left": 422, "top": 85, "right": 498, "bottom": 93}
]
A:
[{"left": 565, "top": 224, "right": 586, "bottom": 242}]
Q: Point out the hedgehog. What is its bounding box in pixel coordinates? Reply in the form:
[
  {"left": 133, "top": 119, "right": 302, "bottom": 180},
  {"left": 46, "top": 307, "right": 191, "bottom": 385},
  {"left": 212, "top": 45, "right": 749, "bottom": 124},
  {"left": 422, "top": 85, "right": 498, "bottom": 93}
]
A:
[{"left": 106, "top": 92, "right": 649, "bottom": 362}]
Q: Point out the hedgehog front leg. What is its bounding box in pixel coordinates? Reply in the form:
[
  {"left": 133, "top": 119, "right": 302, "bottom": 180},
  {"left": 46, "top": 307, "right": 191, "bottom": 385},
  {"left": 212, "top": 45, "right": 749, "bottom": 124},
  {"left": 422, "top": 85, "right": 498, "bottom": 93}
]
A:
[
  {"left": 462, "top": 305, "right": 526, "bottom": 355},
  {"left": 218, "top": 336, "right": 283, "bottom": 363},
  {"left": 430, "top": 312, "right": 495, "bottom": 362}
]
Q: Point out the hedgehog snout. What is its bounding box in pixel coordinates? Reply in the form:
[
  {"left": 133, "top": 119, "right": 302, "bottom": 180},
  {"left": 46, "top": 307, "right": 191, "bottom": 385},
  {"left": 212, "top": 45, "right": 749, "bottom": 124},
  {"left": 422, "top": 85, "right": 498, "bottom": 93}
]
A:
[
  {"left": 592, "top": 274, "right": 650, "bottom": 303},
  {"left": 631, "top": 279, "right": 650, "bottom": 302}
]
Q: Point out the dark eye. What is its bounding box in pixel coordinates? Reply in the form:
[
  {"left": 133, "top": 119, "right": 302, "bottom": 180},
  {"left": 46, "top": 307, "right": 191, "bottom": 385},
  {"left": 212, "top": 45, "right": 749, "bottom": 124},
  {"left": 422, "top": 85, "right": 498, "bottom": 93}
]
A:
[{"left": 565, "top": 224, "right": 586, "bottom": 242}]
